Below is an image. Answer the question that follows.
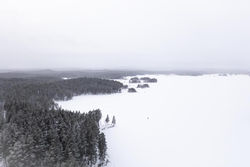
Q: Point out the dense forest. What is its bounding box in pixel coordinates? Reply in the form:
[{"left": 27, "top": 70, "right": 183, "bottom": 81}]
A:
[
  {"left": 0, "top": 77, "right": 123, "bottom": 104},
  {"left": 0, "top": 77, "right": 124, "bottom": 167}
]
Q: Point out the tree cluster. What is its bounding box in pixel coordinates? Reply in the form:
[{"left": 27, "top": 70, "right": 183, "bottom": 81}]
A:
[
  {"left": 140, "top": 77, "right": 157, "bottom": 83},
  {"left": 1, "top": 101, "right": 106, "bottom": 167},
  {"left": 1, "top": 77, "right": 123, "bottom": 107},
  {"left": 0, "top": 77, "right": 123, "bottom": 167}
]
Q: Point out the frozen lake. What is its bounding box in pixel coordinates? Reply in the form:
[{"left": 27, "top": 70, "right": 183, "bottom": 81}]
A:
[{"left": 58, "top": 75, "right": 250, "bottom": 167}]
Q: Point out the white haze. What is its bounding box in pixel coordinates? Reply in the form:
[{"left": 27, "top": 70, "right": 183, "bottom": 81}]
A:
[
  {"left": 58, "top": 75, "right": 250, "bottom": 167},
  {"left": 0, "top": 0, "right": 250, "bottom": 70}
]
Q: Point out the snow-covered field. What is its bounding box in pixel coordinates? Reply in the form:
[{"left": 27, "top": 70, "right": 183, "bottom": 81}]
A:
[{"left": 58, "top": 75, "right": 250, "bottom": 167}]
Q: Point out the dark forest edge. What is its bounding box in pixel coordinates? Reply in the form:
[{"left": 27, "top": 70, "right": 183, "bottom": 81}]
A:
[
  {"left": 0, "top": 70, "right": 147, "bottom": 79},
  {"left": 0, "top": 69, "right": 249, "bottom": 80},
  {"left": 0, "top": 77, "right": 124, "bottom": 167}
]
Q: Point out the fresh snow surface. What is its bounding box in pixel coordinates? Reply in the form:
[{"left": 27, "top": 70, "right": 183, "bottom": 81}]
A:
[{"left": 57, "top": 75, "right": 250, "bottom": 167}]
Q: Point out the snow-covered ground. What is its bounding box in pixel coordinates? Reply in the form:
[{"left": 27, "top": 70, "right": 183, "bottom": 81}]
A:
[{"left": 57, "top": 74, "right": 250, "bottom": 167}]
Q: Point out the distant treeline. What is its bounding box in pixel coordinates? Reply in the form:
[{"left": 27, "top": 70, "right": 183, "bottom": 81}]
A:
[
  {"left": 0, "top": 77, "right": 123, "bottom": 105},
  {"left": 0, "top": 77, "right": 123, "bottom": 167},
  {"left": 0, "top": 70, "right": 148, "bottom": 79}
]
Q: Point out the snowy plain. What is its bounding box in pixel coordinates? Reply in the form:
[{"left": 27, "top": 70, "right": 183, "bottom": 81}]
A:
[{"left": 58, "top": 74, "right": 250, "bottom": 167}]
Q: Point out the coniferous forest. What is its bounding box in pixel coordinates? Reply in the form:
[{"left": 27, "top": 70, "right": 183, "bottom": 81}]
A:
[{"left": 0, "top": 77, "right": 124, "bottom": 167}]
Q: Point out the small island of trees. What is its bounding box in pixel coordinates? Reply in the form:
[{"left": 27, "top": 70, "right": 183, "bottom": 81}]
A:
[
  {"left": 140, "top": 77, "right": 157, "bottom": 83},
  {"left": 137, "top": 84, "right": 149, "bottom": 88},
  {"left": 128, "top": 88, "right": 137, "bottom": 93},
  {"left": 129, "top": 77, "right": 140, "bottom": 83}
]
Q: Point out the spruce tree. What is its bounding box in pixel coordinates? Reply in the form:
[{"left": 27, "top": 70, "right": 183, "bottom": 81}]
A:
[
  {"left": 98, "top": 133, "right": 107, "bottom": 163},
  {"left": 112, "top": 116, "right": 116, "bottom": 126},
  {"left": 105, "top": 115, "right": 109, "bottom": 124}
]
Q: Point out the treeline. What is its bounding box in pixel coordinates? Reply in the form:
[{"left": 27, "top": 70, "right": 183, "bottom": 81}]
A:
[
  {"left": 0, "top": 77, "right": 59, "bottom": 102},
  {"left": 0, "top": 70, "right": 147, "bottom": 79},
  {"left": 1, "top": 77, "right": 123, "bottom": 106},
  {"left": 0, "top": 77, "right": 123, "bottom": 167}
]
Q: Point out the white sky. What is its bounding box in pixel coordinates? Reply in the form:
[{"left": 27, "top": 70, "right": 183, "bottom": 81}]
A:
[{"left": 0, "top": 0, "right": 250, "bottom": 70}]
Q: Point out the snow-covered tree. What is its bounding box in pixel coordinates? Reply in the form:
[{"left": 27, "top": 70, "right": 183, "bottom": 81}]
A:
[
  {"left": 105, "top": 115, "right": 110, "bottom": 124},
  {"left": 112, "top": 116, "right": 116, "bottom": 126},
  {"left": 98, "top": 133, "right": 107, "bottom": 163}
]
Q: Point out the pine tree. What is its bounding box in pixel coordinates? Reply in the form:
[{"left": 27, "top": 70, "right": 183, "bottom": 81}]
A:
[
  {"left": 98, "top": 133, "right": 107, "bottom": 163},
  {"left": 7, "top": 136, "right": 28, "bottom": 167},
  {"left": 105, "top": 115, "right": 109, "bottom": 124},
  {"left": 112, "top": 116, "right": 116, "bottom": 126}
]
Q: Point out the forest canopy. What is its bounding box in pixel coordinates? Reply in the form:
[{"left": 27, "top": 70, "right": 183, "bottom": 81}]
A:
[{"left": 0, "top": 77, "right": 123, "bottom": 167}]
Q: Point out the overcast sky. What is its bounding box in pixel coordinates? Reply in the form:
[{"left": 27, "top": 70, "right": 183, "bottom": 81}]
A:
[{"left": 0, "top": 0, "right": 250, "bottom": 70}]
